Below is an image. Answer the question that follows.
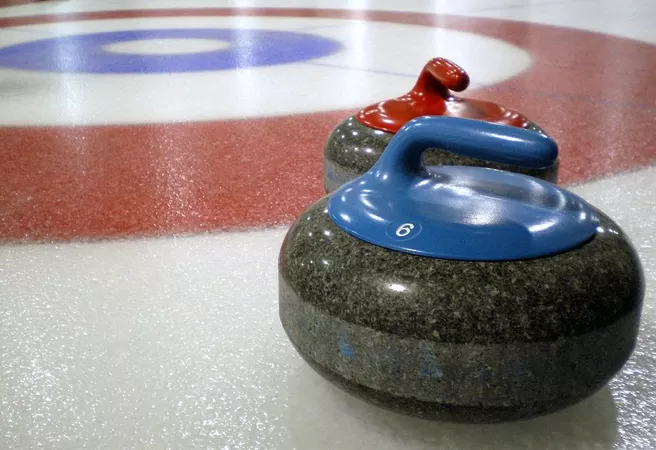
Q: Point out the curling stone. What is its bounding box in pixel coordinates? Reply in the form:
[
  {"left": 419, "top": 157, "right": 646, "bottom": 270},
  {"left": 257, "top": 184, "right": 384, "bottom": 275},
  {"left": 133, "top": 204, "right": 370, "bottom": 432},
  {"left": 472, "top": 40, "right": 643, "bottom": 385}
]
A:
[
  {"left": 323, "top": 57, "right": 559, "bottom": 193},
  {"left": 280, "top": 116, "right": 644, "bottom": 423}
]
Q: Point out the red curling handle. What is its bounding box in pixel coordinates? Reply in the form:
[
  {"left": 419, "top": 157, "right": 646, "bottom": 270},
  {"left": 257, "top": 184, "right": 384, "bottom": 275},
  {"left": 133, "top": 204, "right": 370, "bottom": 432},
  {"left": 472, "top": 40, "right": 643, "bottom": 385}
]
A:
[
  {"left": 419, "top": 57, "right": 470, "bottom": 94},
  {"left": 356, "top": 57, "right": 531, "bottom": 134}
]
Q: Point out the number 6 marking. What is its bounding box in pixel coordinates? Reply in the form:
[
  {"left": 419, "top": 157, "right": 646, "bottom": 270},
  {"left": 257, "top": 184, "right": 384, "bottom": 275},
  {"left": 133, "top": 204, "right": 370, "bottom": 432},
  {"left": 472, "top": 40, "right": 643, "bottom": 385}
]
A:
[{"left": 395, "top": 223, "right": 415, "bottom": 237}]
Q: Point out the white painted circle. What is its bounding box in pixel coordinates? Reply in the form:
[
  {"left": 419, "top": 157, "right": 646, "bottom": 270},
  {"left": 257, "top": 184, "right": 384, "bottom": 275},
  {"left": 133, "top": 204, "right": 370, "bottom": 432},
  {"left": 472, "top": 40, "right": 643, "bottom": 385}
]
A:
[
  {"left": 0, "top": 16, "right": 534, "bottom": 126},
  {"left": 102, "top": 37, "right": 232, "bottom": 55}
]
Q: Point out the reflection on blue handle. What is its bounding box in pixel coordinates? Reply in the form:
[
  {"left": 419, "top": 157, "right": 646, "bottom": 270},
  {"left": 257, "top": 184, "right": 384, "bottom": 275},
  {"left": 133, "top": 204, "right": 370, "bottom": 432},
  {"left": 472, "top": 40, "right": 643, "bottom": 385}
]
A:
[{"left": 328, "top": 116, "right": 597, "bottom": 261}]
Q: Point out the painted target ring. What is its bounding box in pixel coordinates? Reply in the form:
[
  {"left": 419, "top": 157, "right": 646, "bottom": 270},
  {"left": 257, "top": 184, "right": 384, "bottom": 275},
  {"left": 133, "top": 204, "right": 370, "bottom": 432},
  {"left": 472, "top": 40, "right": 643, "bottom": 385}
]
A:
[
  {"left": 0, "top": 17, "right": 533, "bottom": 126},
  {"left": 0, "top": 28, "right": 343, "bottom": 73},
  {"left": 0, "top": 8, "right": 655, "bottom": 244}
]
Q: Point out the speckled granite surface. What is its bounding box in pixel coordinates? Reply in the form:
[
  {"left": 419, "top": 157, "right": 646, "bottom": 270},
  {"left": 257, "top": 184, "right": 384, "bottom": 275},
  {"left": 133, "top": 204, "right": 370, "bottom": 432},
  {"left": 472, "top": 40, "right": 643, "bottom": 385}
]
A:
[
  {"left": 278, "top": 197, "right": 644, "bottom": 422},
  {"left": 323, "top": 116, "right": 559, "bottom": 192}
]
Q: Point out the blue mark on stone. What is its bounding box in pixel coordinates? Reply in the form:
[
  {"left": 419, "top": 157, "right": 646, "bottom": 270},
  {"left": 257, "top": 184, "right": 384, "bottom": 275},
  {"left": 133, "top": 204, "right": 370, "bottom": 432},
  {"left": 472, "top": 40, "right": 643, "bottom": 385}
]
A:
[
  {"left": 326, "top": 166, "right": 335, "bottom": 182},
  {"left": 511, "top": 359, "right": 529, "bottom": 376},
  {"left": 480, "top": 365, "right": 493, "bottom": 383},
  {"left": 338, "top": 335, "right": 355, "bottom": 360},
  {"left": 420, "top": 364, "right": 444, "bottom": 379},
  {"left": 418, "top": 347, "right": 443, "bottom": 379},
  {"left": 0, "top": 28, "right": 343, "bottom": 74},
  {"left": 387, "top": 355, "right": 402, "bottom": 377}
]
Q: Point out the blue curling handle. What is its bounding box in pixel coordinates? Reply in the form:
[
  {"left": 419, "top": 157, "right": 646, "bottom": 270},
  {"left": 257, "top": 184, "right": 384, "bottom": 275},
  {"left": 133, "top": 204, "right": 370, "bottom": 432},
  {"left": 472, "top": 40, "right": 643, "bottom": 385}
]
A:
[
  {"left": 328, "top": 116, "right": 598, "bottom": 261},
  {"left": 375, "top": 116, "right": 557, "bottom": 185}
]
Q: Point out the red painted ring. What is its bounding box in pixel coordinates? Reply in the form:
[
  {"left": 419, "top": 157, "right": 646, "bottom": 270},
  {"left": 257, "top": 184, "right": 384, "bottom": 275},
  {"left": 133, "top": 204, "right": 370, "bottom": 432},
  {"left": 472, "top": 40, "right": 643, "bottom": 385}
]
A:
[{"left": 0, "top": 8, "right": 654, "bottom": 242}]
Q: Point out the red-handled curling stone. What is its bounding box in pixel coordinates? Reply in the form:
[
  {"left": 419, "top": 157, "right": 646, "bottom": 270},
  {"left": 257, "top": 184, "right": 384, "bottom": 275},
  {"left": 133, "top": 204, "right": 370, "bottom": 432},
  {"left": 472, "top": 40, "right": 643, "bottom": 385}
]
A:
[{"left": 323, "top": 57, "right": 558, "bottom": 192}]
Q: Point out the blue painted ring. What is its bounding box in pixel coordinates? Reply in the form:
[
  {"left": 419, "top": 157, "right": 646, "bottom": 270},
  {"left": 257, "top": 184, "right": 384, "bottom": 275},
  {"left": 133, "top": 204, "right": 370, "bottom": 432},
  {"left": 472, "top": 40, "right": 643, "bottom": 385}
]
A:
[{"left": 0, "top": 28, "right": 343, "bottom": 74}]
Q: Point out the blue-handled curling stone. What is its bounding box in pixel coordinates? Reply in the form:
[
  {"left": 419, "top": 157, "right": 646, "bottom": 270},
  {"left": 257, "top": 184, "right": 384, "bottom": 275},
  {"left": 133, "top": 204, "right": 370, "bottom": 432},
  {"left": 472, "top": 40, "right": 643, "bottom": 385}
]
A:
[{"left": 279, "top": 116, "right": 644, "bottom": 423}]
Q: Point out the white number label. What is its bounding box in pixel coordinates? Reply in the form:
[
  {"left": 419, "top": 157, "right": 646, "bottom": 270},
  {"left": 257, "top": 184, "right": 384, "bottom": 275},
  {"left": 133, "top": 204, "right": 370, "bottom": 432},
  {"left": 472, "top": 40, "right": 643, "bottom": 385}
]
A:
[{"left": 395, "top": 223, "right": 415, "bottom": 237}]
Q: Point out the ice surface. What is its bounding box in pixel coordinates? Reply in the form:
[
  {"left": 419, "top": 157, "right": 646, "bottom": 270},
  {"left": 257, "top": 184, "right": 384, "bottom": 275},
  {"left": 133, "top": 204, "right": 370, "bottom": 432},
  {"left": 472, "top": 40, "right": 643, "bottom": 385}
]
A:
[
  {"left": 0, "top": 167, "right": 654, "bottom": 450},
  {"left": 0, "top": 0, "right": 654, "bottom": 448}
]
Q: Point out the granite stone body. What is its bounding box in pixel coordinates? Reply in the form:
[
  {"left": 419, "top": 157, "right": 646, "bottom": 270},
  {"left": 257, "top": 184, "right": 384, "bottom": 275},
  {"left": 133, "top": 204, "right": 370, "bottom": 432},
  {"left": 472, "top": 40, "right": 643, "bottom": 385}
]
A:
[
  {"left": 278, "top": 197, "right": 644, "bottom": 423},
  {"left": 323, "top": 116, "right": 560, "bottom": 193}
]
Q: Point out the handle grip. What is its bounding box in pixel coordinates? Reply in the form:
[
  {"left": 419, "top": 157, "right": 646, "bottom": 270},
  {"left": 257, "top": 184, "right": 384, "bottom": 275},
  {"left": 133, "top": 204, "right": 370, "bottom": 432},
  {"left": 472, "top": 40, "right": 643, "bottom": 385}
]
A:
[
  {"left": 373, "top": 116, "right": 558, "bottom": 183},
  {"left": 417, "top": 57, "right": 470, "bottom": 94},
  {"left": 356, "top": 56, "right": 531, "bottom": 133}
]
